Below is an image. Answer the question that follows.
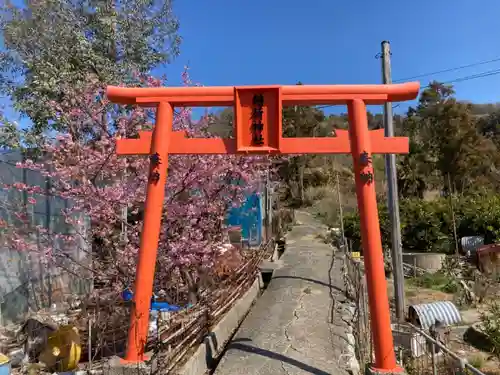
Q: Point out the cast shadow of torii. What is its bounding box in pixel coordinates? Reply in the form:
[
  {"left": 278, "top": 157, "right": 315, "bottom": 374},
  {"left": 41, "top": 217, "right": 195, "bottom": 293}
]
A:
[{"left": 208, "top": 337, "right": 331, "bottom": 375}]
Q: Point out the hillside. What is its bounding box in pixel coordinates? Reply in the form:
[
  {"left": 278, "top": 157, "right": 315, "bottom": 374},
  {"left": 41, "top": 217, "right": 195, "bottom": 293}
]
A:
[{"left": 207, "top": 82, "right": 500, "bottom": 230}]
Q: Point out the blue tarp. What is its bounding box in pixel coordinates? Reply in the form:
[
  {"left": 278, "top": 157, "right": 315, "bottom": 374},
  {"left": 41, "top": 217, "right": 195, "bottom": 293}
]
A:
[{"left": 121, "top": 288, "right": 192, "bottom": 312}]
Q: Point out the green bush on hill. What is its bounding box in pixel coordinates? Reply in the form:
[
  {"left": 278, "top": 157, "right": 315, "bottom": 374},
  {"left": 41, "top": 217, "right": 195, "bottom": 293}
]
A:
[{"left": 343, "top": 194, "right": 500, "bottom": 254}]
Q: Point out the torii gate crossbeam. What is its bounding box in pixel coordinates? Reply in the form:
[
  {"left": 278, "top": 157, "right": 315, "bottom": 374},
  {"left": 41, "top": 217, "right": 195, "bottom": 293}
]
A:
[{"left": 107, "top": 82, "right": 420, "bottom": 374}]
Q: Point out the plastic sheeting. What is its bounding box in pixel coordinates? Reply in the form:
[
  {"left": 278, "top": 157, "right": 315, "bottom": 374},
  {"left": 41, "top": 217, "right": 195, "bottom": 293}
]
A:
[{"left": 460, "top": 236, "right": 484, "bottom": 255}]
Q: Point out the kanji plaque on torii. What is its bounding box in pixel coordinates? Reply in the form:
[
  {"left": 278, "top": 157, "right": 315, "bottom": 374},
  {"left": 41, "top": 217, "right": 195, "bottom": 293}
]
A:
[{"left": 107, "top": 82, "right": 420, "bottom": 373}]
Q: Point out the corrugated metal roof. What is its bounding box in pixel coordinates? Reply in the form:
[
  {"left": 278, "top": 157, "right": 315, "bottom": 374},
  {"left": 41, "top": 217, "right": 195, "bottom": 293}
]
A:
[{"left": 408, "top": 301, "right": 461, "bottom": 330}]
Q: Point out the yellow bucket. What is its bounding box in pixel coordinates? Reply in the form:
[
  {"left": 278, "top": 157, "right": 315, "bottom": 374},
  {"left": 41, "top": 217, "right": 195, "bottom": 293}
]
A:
[
  {"left": 0, "top": 354, "right": 10, "bottom": 375},
  {"left": 39, "top": 325, "right": 81, "bottom": 372}
]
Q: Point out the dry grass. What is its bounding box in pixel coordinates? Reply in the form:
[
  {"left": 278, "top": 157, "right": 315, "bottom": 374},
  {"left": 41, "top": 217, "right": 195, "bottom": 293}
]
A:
[
  {"left": 387, "top": 277, "right": 454, "bottom": 307},
  {"left": 467, "top": 353, "right": 500, "bottom": 375}
]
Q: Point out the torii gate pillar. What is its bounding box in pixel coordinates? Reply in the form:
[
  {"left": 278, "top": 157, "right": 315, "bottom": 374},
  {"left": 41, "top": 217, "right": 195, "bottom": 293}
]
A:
[{"left": 107, "top": 82, "right": 420, "bottom": 373}]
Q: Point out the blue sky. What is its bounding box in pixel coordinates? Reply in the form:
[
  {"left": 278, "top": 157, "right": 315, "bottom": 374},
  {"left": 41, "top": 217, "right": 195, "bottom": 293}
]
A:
[
  {"left": 162, "top": 0, "right": 500, "bottom": 117},
  {"left": 3, "top": 0, "right": 500, "bottom": 125}
]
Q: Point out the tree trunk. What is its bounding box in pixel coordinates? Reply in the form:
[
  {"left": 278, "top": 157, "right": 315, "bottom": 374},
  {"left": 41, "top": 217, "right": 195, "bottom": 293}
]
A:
[{"left": 180, "top": 269, "right": 199, "bottom": 304}]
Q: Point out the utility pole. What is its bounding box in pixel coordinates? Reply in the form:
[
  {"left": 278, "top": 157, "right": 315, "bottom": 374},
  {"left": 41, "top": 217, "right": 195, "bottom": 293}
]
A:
[{"left": 381, "top": 41, "right": 405, "bottom": 322}]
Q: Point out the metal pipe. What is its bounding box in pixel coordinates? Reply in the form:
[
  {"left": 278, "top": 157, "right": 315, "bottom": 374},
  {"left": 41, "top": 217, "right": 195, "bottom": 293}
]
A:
[{"left": 407, "top": 323, "right": 486, "bottom": 375}]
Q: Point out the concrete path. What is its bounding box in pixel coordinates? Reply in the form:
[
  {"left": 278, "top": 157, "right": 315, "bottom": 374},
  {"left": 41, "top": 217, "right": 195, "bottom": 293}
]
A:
[{"left": 214, "top": 211, "right": 357, "bottom": 375}]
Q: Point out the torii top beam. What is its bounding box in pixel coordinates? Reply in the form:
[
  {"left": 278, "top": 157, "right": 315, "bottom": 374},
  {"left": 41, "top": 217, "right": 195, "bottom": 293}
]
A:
[
  {"left": 107, "top": 82, "right": 419, "bottom": 106},
  {"left": 107, "top": 82, "right": 420, "bottom": 156}
]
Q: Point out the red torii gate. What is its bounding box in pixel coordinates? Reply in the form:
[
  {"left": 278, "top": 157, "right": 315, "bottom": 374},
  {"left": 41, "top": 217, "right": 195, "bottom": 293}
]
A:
[{"left": 107, "top": 82, "right": 420, "bottom": 373}]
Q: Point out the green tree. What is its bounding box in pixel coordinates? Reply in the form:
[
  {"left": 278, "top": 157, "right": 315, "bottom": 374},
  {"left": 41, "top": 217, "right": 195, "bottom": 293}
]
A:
[
  {"left": 207, "top": 108, "right": 234, "bottom": 138},
  {"left": 478, "top": 109, "right": 500, "bottom": 151},
  {"left": 0, "top": 0, "right": 180, "bottom": 142},
  {"left": 399, "top": 81, "right": 498, "bottom": 195},
  {"left": 397, "top": 140, "right": 432, "bottom": 198},
  {"left": 281, "top": 97, "right": 326, "bottom": 205}
]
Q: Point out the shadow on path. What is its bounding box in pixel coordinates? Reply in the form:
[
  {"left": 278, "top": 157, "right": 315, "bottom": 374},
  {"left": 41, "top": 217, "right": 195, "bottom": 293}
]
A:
[
  {"left": 227, "top": 338, "right": 330, "bottom": 375},
  {"left": 272, "top": 275, "right": 345, "bottom": 295}
]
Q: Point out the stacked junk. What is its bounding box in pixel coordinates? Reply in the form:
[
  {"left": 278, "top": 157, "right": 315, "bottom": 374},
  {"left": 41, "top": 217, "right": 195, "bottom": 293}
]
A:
[
  {"left": 0, "top": 302, "right": 88, "bottom": 375},
  {"left": 0, "top": 288, "right": 191, "bottom": 375},
  {"left": 0, "top": 187, "right": 270, "bottom": 375},
  {"left": 393, "top": 235, "right": 500, "bottom": 363},
  {"left": 0, "top": 292, "right": 127, "bottom": 375},
  {"left": 0, "top": 225, "right": 253, "bottom": 375}
]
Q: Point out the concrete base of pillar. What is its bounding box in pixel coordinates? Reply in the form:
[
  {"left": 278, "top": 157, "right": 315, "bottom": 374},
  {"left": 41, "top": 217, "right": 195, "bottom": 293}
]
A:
[
  {"left": 106, "top": 355, "right": 156, "bottom": 375},
  {"left": 365, "top": 365, "right": 407, "bottom": 375}
]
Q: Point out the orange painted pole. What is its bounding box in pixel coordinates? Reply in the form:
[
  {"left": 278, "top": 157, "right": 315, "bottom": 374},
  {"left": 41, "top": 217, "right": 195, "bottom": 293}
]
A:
[
  {"left": 347, "top": 99, "right": 401, "bottom": 372},
  {"left": 124, "top": 101, "right": 172, "bottom": 362}
]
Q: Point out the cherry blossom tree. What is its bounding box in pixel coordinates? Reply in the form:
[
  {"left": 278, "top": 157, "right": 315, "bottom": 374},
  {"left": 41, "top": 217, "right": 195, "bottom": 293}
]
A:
[{"left": 0, "top": 69, "right": 269, "bottom": 304}]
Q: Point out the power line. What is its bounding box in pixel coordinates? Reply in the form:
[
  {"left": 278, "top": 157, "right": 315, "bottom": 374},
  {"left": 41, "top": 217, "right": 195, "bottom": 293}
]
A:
[
  {"left": 316, "top": 66, "right": 500, "bottom": 111},
  {"left": 427, "top": 67, "right": 500, "bottom": 87},
  {"left": 393, "top": 56, "right": 500, "bottom": 83},
  {"left": 389, "top": 68, "right": 500, "bottom": 114}
]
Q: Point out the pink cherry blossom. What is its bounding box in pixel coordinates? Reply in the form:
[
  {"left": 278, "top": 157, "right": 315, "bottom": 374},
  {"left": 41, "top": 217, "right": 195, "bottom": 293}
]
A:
[{"left": 1, "top": 69, "right": 272, "bottom": 301}]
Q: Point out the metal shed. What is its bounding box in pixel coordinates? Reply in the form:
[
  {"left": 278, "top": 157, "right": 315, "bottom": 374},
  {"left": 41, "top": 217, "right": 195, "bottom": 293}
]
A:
[{"left": 408, "top": 301, "right": 462, "bottom": 330}]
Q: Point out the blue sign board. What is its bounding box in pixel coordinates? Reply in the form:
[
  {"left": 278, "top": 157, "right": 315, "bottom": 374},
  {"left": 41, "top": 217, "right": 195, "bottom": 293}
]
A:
[{"left": 226, "top": 192, "right": 263, "bottom": 247}]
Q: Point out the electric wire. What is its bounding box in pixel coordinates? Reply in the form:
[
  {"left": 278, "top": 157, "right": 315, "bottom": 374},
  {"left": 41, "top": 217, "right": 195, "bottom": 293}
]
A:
[
  {"left": 316, "top": 61, "right": 500, "bottom": 111},
  {"left": 393, "top": 56, "right": 500, "bottom": 83}
]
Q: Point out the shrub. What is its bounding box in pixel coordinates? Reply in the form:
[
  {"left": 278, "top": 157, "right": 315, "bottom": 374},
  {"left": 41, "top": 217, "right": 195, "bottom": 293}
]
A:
[
  {"left": 468, "top": 354, "right": 485, "bottom": 370},
  {"left": 456, "top": 194, "right": 500, "bottom": 244},
  {"left": 400, "top": 198, "right": 454, "bottom": 253},
  {"left": 343, "top": 194, "right": 500, "bottom": 254},
  {"left": 303, "top": 186, "right": 331, "bottom": 206},
  {"left": 480, "top": 301, "right": 500, "bottom": 359},
  {"left": 408, "top": 272, "right": 458, "bottom": 293},
  {"left": 343, "top": 202, "right": 391, "bottom": 253}
]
